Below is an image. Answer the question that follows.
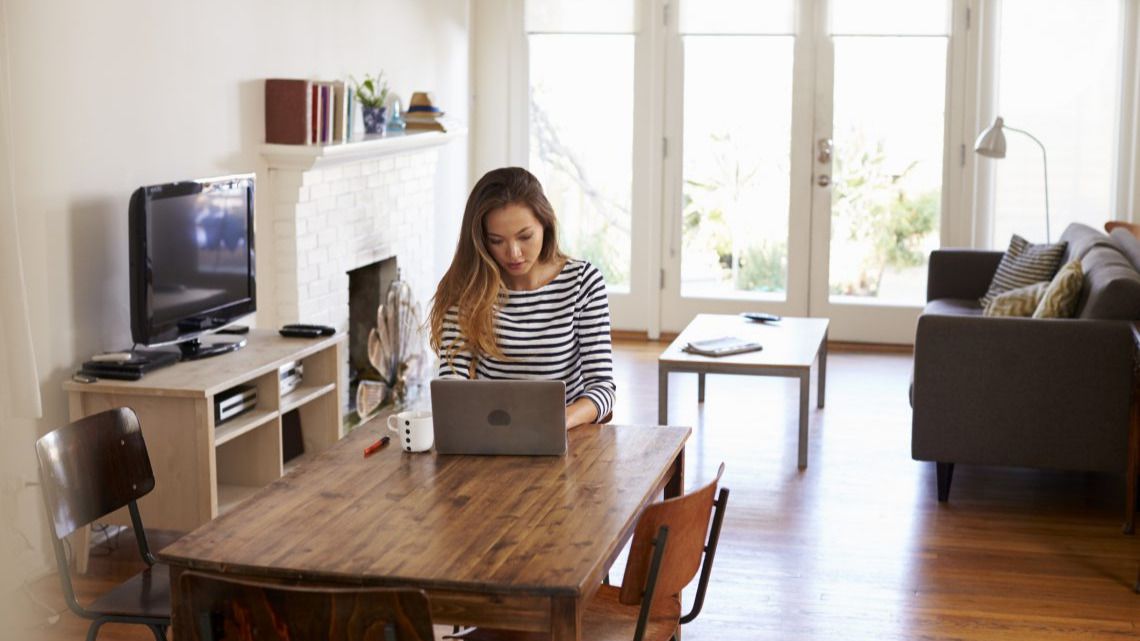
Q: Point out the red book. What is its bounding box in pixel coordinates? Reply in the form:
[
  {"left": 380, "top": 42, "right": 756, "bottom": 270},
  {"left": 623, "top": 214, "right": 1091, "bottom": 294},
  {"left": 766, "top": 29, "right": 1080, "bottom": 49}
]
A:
[
  {"left": 311, "top": 84, "right": 320, "bottom": 144},
  {"left": 264, "top": 79, "right": 312, "bottom": 145}
]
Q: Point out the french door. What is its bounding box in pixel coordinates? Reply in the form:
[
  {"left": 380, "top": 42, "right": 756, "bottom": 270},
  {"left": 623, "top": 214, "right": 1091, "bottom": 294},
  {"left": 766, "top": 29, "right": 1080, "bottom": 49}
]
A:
[
  {"left": 516, "top": 0, "right": 965, "bottom": 341},
  {"left": 660, "top": 0, "right": 963, "bottom": 341}
]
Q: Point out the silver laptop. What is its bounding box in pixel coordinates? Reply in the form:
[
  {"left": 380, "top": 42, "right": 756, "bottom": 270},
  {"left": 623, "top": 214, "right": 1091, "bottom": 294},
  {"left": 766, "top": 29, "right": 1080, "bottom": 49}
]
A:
[{"left": 430, "top": 379, "right": 568, "bottom": 456}]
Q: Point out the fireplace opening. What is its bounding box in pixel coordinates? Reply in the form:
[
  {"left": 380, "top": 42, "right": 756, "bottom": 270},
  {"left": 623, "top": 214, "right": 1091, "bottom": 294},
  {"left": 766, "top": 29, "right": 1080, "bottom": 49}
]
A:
[{"left": 346, "top": 256, "right": 399, "bottom": 414}]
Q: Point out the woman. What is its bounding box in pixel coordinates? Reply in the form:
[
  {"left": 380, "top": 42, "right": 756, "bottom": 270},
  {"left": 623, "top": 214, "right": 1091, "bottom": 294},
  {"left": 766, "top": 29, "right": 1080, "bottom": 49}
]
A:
[{"left": 429, "top": 167, "right": 616, "bottom": 429}]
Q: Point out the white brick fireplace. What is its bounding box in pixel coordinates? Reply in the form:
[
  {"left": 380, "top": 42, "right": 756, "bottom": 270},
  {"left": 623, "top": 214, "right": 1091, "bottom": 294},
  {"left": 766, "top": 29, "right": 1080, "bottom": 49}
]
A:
[
  {"left": 261, "top": 131, "right": 463, "bottom": 405},
  {"left": 262, "top": 133, "right": 462, "bottom": 327}
]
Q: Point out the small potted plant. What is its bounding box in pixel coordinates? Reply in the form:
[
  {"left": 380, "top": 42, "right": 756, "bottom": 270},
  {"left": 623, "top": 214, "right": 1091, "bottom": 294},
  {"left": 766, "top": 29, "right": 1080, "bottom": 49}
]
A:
[{"left": 353, "top": 72, "right": 389, "bottom": 134}]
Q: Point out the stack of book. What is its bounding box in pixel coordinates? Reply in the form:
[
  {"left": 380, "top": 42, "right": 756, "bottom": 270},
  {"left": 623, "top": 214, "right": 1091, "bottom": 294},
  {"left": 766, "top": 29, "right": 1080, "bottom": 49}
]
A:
[
  {"left": 265, "top": 78, "right": 358, "bottom": 145},
  {"left": 403, "top": 91, "right": 450, "bottom": 132}
]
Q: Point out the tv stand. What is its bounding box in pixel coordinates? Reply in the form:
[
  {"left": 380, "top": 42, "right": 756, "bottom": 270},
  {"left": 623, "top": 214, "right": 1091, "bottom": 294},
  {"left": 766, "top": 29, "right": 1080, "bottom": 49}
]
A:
[
  {"left": 178, "top": 336, "right": 246, "bottom": 360},
  {"left": 64, "top": 329, "right": 345, "bottom": 573}
]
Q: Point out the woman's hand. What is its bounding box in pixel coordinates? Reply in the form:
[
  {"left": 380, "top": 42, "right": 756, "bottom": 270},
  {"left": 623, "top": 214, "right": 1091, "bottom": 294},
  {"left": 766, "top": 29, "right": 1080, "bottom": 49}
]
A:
[{"left": 564, "top": 397, "right": 600, "bottom": 430}]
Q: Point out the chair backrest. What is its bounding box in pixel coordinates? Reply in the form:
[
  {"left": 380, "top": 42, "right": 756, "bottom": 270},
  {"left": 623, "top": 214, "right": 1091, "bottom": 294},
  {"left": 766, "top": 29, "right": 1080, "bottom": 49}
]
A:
[
  {"left": 619, "top": 463, "right": 727, "bottom": 607},
  {"left": 178, "top": 572, "right": 435, "bottom": 641},
  {"left": 1105, "top": 220, "right": 1140, "bottom": 239},
  {"left": 34, "top": 407, "right": 155, "bottom": 540}
]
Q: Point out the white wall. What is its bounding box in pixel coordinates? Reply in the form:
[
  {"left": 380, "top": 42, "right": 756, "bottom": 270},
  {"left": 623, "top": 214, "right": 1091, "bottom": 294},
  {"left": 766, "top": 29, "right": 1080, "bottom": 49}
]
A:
[{"left": 0, "top": 0, "right": 468, "bottom": 601}]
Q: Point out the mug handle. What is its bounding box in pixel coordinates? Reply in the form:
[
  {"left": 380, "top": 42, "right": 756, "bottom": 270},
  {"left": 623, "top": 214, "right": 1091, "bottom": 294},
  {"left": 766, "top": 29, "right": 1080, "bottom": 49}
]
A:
[{"left": 387, "top": 414, "right": 400, "bottom": 433}]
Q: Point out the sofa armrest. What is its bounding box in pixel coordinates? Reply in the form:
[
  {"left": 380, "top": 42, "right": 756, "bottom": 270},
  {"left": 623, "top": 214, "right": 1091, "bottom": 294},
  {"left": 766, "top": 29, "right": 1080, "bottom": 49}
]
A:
[
  {"left": 926, "top": 249, "right": 1005, "bottom": 302},
  {"left": 912, "top": 315, "right": 1133, "bottom": 473}
]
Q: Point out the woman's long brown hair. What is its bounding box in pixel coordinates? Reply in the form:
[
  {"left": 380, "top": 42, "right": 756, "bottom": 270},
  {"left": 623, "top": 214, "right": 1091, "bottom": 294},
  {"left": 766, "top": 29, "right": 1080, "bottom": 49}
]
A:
[{"left": 429, "top": 167, "right": 566, "bottom": 369}]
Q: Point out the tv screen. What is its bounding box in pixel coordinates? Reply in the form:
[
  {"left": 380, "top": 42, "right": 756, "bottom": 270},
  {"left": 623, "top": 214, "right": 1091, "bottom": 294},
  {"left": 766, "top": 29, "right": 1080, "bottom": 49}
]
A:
[{"left": 130, "top": 173, "right": 256, "bottom": 357}]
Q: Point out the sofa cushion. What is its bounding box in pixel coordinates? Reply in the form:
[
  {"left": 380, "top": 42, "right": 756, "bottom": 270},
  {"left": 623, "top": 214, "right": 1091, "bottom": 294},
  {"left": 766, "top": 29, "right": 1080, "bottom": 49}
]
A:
[
  {"left": 983, "top": 281, "right": 1048, "bottom": 317},
  {"left": 1075, "top": 241, "right": 1140, "bottom": 319},
  {"left": 1109, "top": 227, "right": 1140, "bottom": 271},
  {"left": 924, "top": 298, "right": 983, "bottom": 316},
  {"left": 1033, "top": 260, "right": 1082, "bottom": 318},
  {"left": 1060, "top": 221, "right": 1116, "bottom": 263},
  {"left": 979, "top": 235, "right": 1067, "bottom": 308}
]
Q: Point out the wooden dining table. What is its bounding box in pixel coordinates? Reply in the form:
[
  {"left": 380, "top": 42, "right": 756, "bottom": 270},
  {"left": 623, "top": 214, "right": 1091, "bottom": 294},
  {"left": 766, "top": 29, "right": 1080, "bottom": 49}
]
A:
[{"left": 159, "top": 421, "right": 690, "bottom": 640}]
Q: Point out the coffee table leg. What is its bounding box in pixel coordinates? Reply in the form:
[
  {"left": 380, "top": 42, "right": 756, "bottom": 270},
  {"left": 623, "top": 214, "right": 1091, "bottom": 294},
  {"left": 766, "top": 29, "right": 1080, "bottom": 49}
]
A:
[
  {"left": 798, "top": 372, "right": 810, "bottom": 469},
  {"left": 698, "top": 373, "right": 706, "bottom": 403},
  {"left": 818, "top": 332, "right": 828, "bottom": 409},
  {"left": 658, "top": 368, "right": 669, "bottom": 424}
]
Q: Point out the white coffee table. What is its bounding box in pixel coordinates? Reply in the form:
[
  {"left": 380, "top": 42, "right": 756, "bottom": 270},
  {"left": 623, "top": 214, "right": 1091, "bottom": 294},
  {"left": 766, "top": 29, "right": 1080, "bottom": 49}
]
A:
[{"left": 658, "top": 314, "right": 830, "bottom": 468}]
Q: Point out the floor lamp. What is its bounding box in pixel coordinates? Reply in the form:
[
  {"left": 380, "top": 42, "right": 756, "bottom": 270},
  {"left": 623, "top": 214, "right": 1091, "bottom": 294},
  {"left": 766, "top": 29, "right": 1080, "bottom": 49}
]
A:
[{"left": 974, "top": 116, "right": 1052, "bottom": 243}]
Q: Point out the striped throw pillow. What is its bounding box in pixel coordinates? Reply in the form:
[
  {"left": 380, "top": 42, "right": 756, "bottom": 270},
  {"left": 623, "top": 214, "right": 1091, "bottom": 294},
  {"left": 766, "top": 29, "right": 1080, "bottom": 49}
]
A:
[
  {"left": 979, "top": 235, "right": 1067, "bottom": 308},
  {"left": 1033, "top": 259, "right": 1083, "bottom": 318},
  {"left": 983, "top": 281, "right": 1048, "bottom": 317}
]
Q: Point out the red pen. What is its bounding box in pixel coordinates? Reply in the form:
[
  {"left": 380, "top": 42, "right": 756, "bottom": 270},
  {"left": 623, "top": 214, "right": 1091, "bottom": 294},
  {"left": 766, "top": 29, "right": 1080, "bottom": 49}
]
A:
[{"left": 364, "top": 435, "right": 390, "bottom": 457}]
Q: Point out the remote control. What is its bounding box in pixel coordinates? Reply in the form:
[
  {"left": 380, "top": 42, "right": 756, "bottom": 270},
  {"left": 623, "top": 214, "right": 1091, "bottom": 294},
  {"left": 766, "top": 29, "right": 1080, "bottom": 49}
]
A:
[
  {"left": 282, "top": 323, "right": 336, "bottom": 336},
  {"left": 90, "top": 352, "right": 134, "bottom": 362},
  {"left": 741, "top": 312, "right": 782, "bottom": 323},
  {"left": 279, "top": 327, "right": 323, "bottom": 338}
]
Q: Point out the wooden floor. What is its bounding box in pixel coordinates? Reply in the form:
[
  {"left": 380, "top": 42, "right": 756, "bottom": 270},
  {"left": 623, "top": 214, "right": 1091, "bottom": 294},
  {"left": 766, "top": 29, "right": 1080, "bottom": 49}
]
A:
[{"left": 23, "top": 340, "right": 1140, "bottom": 640}]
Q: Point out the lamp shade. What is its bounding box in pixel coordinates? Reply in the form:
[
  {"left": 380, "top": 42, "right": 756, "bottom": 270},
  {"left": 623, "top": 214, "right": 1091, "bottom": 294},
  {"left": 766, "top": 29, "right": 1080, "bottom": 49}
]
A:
[{"left": 974, "top": 116, "right": 1007, "bottom": 158}]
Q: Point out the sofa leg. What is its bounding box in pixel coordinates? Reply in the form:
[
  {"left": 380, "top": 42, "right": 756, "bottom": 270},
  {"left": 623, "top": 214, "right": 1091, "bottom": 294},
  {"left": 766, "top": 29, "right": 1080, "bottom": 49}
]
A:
[{"left": 936, "top": 462, "right": 954, "bottom": 502}]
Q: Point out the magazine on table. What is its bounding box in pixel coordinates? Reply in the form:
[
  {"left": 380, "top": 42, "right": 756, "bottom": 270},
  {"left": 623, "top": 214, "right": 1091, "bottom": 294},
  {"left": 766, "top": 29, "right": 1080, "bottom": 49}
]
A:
[{"left": 682, "top": 336, "right": 763, "bottom": 357}]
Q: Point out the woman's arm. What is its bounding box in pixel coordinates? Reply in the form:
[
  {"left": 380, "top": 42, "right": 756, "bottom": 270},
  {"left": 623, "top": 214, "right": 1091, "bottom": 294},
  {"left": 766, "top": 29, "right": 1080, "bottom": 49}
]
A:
[
  {"left": 565, "top": 397, "right": 599, "bottom": 430},
  {"left": 570, "top": 263, "right": 616, "bottom": 428}
]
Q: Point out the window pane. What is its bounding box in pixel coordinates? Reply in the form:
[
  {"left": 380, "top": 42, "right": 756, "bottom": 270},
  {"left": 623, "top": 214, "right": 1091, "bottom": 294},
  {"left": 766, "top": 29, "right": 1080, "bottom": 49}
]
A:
[
  {"left": 529, "top": 34, "right": 634, "bottom": 290},
  {"left": 829, "top": 36, "right": 946, "bottom": 304},
  {"left": 830, "top": 0, "right": 949, "bottom": 36},
  {"left": 990, "top": 0, "right": 1121, "bottom": 246},
  {"left": 678, "top": 0, "right": 794, "bottom": 35},
  {"left": 681, "top": 36, "right": 794, "bottom": 299},
  {"left": 525, "top": 0, "right": 636, "bottom": 33}
]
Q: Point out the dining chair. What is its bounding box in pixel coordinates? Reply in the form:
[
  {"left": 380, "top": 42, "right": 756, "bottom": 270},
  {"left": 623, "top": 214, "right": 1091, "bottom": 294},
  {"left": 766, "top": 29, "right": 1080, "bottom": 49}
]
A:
[
  {"left": 453, "top": 463, "right": 729, "bottom": 641},
  {"left": 177, "top": 572, "right": 436, "bottom": 641},
  {"left": 34, "top": 407, "right": 171, "bottom": 641}
]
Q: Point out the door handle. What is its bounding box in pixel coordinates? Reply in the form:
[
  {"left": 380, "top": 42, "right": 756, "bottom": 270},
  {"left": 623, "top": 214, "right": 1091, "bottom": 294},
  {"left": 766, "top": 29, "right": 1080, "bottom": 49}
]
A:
[
  {"left": 817, "top": 174, "right": 831, "bottom": 187},
  {"left": 817, "top": 138, "right": 833, "bottom": 164}
]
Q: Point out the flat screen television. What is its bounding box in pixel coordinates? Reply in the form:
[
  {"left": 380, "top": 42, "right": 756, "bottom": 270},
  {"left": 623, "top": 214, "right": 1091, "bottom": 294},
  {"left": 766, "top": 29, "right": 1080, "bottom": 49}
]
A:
[{"left": 129, "top": 173, "right": 256, "bottom": 360}]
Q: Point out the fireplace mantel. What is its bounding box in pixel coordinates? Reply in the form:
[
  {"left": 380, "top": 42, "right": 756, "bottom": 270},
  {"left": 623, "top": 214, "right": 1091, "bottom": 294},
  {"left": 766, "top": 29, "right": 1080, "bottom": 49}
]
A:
[{"left": 262, "top": 128, "right": 465, "bottom": 171}]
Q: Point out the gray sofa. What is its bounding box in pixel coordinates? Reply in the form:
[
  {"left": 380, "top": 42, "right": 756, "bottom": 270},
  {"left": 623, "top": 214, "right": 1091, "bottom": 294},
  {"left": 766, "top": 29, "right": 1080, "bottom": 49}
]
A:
[{"left": 911, "top": 222, "right": 1140, "bottom": 515}]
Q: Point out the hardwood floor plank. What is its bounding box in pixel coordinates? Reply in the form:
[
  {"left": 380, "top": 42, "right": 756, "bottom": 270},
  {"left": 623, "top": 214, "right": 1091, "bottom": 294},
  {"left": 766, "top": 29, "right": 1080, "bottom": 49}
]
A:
[{"left": 23, "top": 340, "right": 1140, "bottom": 641}]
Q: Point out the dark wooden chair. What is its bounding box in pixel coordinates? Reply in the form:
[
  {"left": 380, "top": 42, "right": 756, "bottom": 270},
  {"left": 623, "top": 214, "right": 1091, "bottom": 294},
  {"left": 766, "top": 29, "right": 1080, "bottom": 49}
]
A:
[
  {"left": 34, "top": 407, "right": 171, "bottom": 641},
  {"left": 177, "top": 572, "right": 436, "bottom": 641},
  {"left": 453, "top": 464, "right": 729, "bottom": 641}
]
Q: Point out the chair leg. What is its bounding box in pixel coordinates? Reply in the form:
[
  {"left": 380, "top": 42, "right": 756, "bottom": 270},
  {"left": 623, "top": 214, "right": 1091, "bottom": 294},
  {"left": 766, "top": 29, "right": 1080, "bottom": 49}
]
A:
[
  {"left": 149, "top": 624, "right": 168, "bottom": 641},
  {"left": 936, "top": 462, "right": 954, "bottom": 502},
  {"left": 86, "top": 620, "right": 105, "bottom": 641}
]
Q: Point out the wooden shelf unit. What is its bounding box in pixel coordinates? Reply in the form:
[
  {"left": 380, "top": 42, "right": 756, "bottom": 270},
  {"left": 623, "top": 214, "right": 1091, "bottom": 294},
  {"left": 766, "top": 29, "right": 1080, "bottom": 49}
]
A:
[{"left": 64, "top": 330, "right": 345, "bottom": 533}]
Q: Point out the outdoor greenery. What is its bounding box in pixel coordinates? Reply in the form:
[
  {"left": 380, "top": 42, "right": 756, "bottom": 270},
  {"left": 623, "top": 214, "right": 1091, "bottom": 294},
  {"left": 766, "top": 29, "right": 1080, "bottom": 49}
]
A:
[
  {"left": 830, "top": 130, "right": 938, "bottom": 296},
  {"left": 529, "top": 93, "right": 630, "bottom": 287},
  {"left": 682, "top": 133, "right": 788, "bottom": 293}
]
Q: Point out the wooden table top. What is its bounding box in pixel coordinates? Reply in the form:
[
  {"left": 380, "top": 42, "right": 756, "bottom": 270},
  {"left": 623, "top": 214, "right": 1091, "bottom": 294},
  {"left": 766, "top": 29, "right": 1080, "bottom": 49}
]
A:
[
  {"left": 159, "top": 421, "right": 690, "bottom": 598},
  {"left": 659, "top": 313, "right": 829, "bottom": 370}
]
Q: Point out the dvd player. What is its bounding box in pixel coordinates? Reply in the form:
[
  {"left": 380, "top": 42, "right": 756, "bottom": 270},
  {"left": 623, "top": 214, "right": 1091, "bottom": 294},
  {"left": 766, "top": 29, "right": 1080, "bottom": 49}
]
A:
[{"left": 80, "top": 348, "right": 180, "bottom": 379}]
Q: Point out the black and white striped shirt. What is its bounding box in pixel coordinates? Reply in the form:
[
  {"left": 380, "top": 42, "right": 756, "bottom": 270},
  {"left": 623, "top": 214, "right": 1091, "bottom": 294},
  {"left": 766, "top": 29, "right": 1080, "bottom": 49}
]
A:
[{"left": 436, "top": 259, "right": 616, "bottom": 419}]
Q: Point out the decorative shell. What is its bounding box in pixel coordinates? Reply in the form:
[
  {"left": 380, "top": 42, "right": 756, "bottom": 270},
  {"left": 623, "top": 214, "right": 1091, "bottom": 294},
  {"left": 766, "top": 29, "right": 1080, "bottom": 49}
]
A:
[{"left": 356, "top": 276, "right": 426, "bottom": 421}]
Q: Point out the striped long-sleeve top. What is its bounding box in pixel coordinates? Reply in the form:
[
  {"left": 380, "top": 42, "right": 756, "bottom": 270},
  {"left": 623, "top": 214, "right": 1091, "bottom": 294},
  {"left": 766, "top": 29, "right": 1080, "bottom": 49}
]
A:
[{"left": 436, "top": 259, "right": 616, "bottom": 419}]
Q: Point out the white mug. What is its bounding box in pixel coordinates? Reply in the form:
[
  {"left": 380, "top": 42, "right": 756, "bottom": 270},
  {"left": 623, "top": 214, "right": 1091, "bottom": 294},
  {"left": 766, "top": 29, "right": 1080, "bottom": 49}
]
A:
[{"left": 387, "top": 410, "right": 434, "bottom": 453}]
